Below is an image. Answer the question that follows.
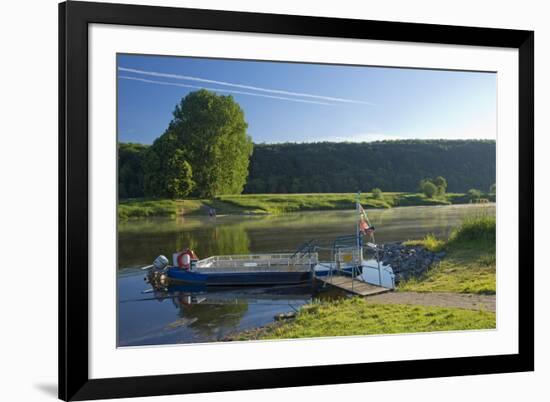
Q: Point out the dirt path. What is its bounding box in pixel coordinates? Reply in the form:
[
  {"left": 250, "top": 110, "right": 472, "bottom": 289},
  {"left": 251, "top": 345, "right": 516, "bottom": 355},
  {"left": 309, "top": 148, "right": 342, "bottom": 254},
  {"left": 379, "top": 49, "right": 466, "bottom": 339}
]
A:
[{"left": 365, "top": 291, "right": 496, "bottom": 312}]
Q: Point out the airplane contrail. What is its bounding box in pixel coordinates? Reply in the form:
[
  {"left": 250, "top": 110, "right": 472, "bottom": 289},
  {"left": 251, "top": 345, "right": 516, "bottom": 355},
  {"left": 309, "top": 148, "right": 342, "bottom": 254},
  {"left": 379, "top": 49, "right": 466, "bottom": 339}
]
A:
[
  {"left": 119, "top": 76, "right": 334, "bottom": 106},
  {"left": 118, "top": 66, "right": 372, "bottom": 105}
]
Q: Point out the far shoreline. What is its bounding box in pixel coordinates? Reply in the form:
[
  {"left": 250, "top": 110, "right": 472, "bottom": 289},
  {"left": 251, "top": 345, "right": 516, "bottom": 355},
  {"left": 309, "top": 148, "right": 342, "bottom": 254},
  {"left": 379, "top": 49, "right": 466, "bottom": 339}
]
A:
[{"left": 118, "top": 192, "right": 495, "bottom": 220}]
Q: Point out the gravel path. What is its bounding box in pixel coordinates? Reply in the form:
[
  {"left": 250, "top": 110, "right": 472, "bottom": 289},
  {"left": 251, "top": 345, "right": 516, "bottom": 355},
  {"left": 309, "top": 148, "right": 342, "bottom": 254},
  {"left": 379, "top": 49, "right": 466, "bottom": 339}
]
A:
[{"left": 365, "top": 291, "right": 496, "bottom": 312}]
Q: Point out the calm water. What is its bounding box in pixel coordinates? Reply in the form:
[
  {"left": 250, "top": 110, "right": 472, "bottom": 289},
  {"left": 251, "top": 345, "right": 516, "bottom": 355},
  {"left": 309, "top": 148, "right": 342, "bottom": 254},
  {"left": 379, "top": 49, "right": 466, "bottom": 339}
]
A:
[{"left": 118, "top": 204, "right": 494, "bottom": 346}]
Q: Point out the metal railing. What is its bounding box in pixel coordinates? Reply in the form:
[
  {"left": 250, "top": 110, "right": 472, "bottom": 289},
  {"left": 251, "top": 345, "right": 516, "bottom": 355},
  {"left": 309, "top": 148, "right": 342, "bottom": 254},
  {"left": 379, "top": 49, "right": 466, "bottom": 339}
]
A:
[{"left": 196, "top": 253, "right": 319, "bottom": 272}]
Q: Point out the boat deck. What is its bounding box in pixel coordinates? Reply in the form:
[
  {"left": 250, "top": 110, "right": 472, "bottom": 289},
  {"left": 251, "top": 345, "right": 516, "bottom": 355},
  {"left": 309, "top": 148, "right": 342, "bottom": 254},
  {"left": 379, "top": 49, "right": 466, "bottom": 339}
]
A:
[
  {"left": 195, "top": 265, "right": 313, "bottom": 273},
  {"left": 196, "top": 253, "right": 318, "bottom": 273},
  {"left": 317, "top": 275, "right": 391, "bottom": 297}
]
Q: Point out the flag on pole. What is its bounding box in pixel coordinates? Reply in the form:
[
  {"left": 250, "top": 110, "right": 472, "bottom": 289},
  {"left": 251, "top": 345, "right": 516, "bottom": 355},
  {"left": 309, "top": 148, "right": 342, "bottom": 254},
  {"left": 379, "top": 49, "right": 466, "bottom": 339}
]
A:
[{"left": 358, "top": 204, "right": 375, "bottom": 236}]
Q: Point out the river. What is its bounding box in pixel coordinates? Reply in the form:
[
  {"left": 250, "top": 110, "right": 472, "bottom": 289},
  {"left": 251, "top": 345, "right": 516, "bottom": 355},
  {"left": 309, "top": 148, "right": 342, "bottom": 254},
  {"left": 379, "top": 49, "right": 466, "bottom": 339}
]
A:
[{"left": 117, "top": 203, "right": 494, "bottom": 346}]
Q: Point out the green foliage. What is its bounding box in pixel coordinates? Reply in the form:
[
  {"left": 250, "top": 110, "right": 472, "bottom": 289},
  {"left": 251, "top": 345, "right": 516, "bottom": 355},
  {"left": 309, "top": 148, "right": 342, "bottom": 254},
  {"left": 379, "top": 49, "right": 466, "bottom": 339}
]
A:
[
  {"left": 433, "top": 176, "right": 448, "bottom": 196},
  {"left": 244, "top": 140, "right": 495, "bottom": 194},
  {"left": 169, "top": 90, "right": 253, "bottom": 197},
  {"left": 489, "top": 183, "right": 496, "bottom": 194},
  {"left": 419, "top": 179, "right": 438, "bottom": 198},
  {"left": 142, "top": 90, "right": 253, "bottom": 198},
  {"left": 467, "top": 188, "right": 483, "bottom": 202},
  {"left": 122, "top": 140, "right": 495, "bottom": 197},
  {"left": 418, "top": 176, "right": 447, "bottom": 198},
  {"left": 233, "top": 299, "right": 495, "bottom": 340},
  {"left": 118, "top": 143, "right": 148, "bottom": 198},
  {"left": 164, "top": 151, "right": 195, "bottom": 198},
  {"left": 371, "top": 188, "right": 383, "bottom": 199},
  {"left": 143, "top": 131, "right": 193, "bottom": 198},
  {"left": 433, "top": 176, "right": 447, "bottom": 189},
  {"left": 143, "top": 136, "right": 195, "bottom": 199}
]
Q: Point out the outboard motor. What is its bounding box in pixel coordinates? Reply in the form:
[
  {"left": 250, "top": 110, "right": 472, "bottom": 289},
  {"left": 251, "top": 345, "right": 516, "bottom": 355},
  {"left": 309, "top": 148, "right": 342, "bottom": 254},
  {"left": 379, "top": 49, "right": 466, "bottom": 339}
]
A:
[
  {"left": 153, "top": 255, "right": 169, "bottom": 270},
  {"left": 146, "top": 255, "right": 170, "bottom": 289}
]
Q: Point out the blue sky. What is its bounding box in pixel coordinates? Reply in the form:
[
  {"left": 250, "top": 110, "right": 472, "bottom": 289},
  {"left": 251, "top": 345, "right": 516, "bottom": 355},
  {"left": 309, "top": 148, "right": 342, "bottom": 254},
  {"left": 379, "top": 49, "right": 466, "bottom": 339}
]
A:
[{"left": 117, "top": 54, "right": 496, "bottom": 144}]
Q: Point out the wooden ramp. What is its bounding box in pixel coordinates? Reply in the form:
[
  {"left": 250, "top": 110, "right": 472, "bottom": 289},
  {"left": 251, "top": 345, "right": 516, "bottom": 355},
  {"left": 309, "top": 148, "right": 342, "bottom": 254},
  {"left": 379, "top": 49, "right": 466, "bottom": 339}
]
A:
[{"left": 317, "top": 275, "right": 391, "bottom": 297}]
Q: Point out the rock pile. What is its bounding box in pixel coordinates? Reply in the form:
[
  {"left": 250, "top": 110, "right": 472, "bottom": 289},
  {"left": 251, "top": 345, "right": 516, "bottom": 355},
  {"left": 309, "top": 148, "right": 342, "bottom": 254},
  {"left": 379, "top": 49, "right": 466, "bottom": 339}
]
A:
[{"left": 380, "top": 243, "right": 446, "bottom": 283}]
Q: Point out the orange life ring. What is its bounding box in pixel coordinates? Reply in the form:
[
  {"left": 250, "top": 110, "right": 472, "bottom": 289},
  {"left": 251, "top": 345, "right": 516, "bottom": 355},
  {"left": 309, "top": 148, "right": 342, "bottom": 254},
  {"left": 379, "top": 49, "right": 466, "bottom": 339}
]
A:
[{"left": 176, "top": 249, "right": 197, "bottom": 270}]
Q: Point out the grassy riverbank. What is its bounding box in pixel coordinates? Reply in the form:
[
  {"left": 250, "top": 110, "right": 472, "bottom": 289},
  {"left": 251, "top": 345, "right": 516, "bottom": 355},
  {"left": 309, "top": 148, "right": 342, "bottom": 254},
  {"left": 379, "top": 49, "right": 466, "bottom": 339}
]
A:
[
  {"left": 228, "top": 298, "right": 495, "bottom": 341},
  {"left": 118, "top": 192, "right": 487, "bottom": 219},
  {"left": 399, "top": 215, "right": 496, "bottom": 294},
  {"left": 118, "top": 198, "right": 248, "bottom": 219}
]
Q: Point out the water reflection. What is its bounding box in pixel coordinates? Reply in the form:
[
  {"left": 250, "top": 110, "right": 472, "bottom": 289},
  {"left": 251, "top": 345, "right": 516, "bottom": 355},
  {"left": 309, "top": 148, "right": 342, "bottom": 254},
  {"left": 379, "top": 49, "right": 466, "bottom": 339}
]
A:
[
  {"left": 173, "top": 300, "right": 248, "bottom": 339},
  {"left": 118, "top": 219, "right": 251, "bottom": 268},
  {"left": 118, "top": 273, "right": 315, "bottom": 346},
  {"left": 118, "top": 204, "right": 495, "bottom": 268}
]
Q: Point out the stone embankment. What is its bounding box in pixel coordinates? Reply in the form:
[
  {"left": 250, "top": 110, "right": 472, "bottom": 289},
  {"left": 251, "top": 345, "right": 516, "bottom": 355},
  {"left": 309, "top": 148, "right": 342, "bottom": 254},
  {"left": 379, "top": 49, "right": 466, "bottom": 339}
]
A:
[{"left": 381, "top": 243, "right": 446, "bottom": 283}]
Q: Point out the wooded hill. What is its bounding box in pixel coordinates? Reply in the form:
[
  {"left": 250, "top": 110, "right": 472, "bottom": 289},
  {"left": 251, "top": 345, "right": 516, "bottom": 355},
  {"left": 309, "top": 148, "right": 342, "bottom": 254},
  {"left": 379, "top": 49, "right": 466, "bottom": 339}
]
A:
[
  {"left": 244, "top": 140, "right": 495, "bottom": 194},
  {"left": 119, "top": 139, "right": 495, "bottom": 198}
]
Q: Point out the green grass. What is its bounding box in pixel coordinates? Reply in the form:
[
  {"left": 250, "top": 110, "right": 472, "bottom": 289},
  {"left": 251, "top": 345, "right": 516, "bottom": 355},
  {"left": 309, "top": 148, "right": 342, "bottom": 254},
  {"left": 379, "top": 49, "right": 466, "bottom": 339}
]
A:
[
  {"left": 399, "top": 214, "right": 496, "bottom": 294},
  {"left": 403, "top": 233, "right": 445, "bottom": 252},
  {"left": 216, "top": 193, "right": 395, "bottom": 214},
  {"left": 231, "top": 298, "right": 495, "bottom": 341},
  {"left": 118, "top": 199, "right": 205, "bottom": 219},
  {"left": 217, "top": 192, "right": 481, "bottom": 213},
  {"left": 118, "top": 192, "right": 487, "bottom": 219},
  {"left": 117, "top": 197, "right": 255, "bottom": 219},
  {"left": 449, "top": 214, "right": 496, "bottom": 244},
  {"left": 394, "top": 193, "right": 450, "bottom": 206}
]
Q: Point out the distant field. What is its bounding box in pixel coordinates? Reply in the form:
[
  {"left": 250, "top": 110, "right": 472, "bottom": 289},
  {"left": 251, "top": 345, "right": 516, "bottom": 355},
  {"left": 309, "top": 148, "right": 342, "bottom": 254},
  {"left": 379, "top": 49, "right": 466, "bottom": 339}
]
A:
[{"left": 118, "top": 192, "right": 491, "bottom": 219}]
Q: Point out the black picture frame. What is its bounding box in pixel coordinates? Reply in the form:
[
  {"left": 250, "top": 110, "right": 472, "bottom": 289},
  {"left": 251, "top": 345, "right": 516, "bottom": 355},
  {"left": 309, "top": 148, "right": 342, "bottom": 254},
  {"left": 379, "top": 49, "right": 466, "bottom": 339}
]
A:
[{"left": 59, "top": 1, "right": 534, "bottom": 400}]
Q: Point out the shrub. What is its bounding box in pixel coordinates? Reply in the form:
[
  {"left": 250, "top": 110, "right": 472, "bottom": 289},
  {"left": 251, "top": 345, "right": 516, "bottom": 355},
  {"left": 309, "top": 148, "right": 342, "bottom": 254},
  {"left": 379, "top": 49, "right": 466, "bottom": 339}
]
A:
[
  {"left": 433, "top": 176, "right": 448, "bottom": 196},
  {"left": 467, "top": 188, "right": 483, "bottom": 202},
  {"left": 371, "top": 188, "right": 384, "bottom": 200},
  {"left": 420, "top": 180, "right": 438, "bottom": 198}
]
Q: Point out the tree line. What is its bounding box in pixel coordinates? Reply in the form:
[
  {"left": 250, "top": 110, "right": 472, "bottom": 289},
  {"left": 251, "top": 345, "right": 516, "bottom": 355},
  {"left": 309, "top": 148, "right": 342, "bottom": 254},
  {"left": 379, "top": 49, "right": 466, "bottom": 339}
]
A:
[
  {"left": 120, "top": 138, "right": 495, "bottom": 198},
  {"left": 244, "top": 140, "right": 495, "bottom": 194}
]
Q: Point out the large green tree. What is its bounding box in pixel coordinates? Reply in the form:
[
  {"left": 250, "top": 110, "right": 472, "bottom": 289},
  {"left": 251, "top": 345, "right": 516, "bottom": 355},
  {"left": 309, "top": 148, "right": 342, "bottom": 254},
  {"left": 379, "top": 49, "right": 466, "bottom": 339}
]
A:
[{"left": 144, "top": 90, "right": 253, "bottom": 198}]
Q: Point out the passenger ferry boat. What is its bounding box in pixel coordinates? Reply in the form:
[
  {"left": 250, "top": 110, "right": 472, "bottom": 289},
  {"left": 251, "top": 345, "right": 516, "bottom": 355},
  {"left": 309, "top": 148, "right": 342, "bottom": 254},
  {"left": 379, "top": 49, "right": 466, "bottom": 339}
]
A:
[{"left": 144, "top": 195, "right": 395, "bottom": 289}]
